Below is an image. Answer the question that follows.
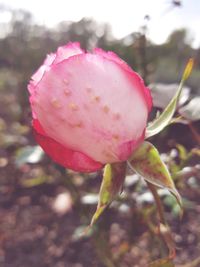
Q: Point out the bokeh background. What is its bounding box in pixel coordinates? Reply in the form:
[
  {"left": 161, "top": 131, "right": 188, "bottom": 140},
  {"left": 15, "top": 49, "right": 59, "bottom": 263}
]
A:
[{"left": 0, "top": 0, "right": 200, "bottom": 266}]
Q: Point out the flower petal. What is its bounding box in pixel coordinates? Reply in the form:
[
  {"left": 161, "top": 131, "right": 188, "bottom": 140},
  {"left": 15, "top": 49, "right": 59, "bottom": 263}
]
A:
[
  {"left": 28, "top": 42, "right": 84, "bottom": 94},
  {"left": 32, "top": 53, "right": 149, "bottom": 164},
  {"left": 93, "top": 48, "right": 133, "bottom": 73},
  {"left": 28, "top": 53, "right": 56, "bottom": 92},
  {"left": 33, "top": 119, "right": 103, "bottom": 172},
  {"left": 118, "top": 129, "right": 145, "bottom": 161},
  {"left": 53, "top": 42, "right": 84, "bottom": 64},
  {"left": 94, "top": 47, "right": 152, "bottom": 112}
]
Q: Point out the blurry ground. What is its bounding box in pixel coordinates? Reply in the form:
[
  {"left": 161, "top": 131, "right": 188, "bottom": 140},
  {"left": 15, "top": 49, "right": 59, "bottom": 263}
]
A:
[
  {"left": 0, "top": 126, "right": 200, "bottom": 267},
  {"left": 0, "top": 62, "right": 200, "bottom": 267}
]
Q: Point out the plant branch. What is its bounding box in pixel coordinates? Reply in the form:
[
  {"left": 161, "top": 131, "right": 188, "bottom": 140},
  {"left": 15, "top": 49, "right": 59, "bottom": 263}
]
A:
[{"left": 146, "top": 181, "right": 166, "bottom": 225}]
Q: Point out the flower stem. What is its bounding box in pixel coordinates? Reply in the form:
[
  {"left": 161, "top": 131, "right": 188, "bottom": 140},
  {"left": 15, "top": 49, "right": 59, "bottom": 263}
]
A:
[{"left": 146, "top": 181, "right": 166, "bottom": 225}]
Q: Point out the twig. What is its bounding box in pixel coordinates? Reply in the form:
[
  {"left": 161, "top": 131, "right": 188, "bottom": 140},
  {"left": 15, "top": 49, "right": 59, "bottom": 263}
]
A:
[{"left": 147, "top": 182, "right": 166, "bottom": 224}]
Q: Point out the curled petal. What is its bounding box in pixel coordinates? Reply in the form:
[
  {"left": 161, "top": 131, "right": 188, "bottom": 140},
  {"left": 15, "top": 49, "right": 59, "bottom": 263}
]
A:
[
  {"left": 53, "top": 42, "right": 84, "bottom": 64},
  {"left": 28, "top": 42, "right": 84, "bottom": 94},
  {"left": 28, "top": 53, "right": 56, "bottom": 92},
  {"left": 93, "top": 48, "right": 134, "bottom": 73}
]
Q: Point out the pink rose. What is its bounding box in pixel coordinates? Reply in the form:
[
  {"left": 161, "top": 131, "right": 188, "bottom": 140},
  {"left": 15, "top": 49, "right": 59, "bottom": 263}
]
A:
[{"left": 28, "top": 42, "right": 152, "bottom": 172}]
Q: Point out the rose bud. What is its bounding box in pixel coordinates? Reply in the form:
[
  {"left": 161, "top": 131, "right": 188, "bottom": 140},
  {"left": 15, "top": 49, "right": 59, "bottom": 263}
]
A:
[{"left": 28, "top": 42, "right": 152, "bottom": 172}]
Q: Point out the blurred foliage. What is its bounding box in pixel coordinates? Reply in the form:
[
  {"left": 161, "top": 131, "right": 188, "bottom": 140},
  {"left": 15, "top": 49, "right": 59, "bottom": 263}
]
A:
[{"left": 0, "top": 6, "right": 200, "bottom": 267}]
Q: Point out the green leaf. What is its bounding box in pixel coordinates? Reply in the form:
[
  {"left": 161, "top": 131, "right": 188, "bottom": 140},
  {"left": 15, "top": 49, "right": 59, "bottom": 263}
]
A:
[
  {"left": 176, "top": 144, "right": 187, "bottom": 162},
  {"left": 21, "top": 175, "right": 50, "bottom": 187},
  {"left": 128, "top": 141, "right": 182, "bottom": 208},
  {"left": 146, "top": 58, "right": 194, "bottom": 138},
  {"left": 149, "top": 258, "right": 175, "bottom": 267},
  {"left": 179, "top": 96, "right": 200, "bottom": 121},
  {"left": 90, "top": 162, "right": 126, "bottom": 226},
  {"left": 15, "top": 145, "right": 44, "bottom": 167}
]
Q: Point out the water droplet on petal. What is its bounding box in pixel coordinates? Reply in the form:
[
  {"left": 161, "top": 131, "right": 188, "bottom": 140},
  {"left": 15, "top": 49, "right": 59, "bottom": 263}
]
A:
[
  {"left": 69, "top": 103, "right": 78, "bottom": 111},
  {"left": 103, "top": 105, "right": 109, "bottom": 113},
  {"left": 51, "top": 98, "right": 61, "bottom": 108},
  {"left": 112, "top": 134, "right": 119, "bottom": 140},
  {"left": 93, "top": 96, "right": 100, "bottom": 102},
  {"left": 104, "top": 150, "right": 114, "bottom": 160},
  {"left": 63, "top": 79, "right": 69, "bottom": 85},
  {"left": 75, "top": 121, "right": 83, "bottom": 128},
  {"left": 113, "top": 113, "right": 121, "bottom": 120},
  {"left": 64, "top": 89, "right": 71, "bottom": 96}
]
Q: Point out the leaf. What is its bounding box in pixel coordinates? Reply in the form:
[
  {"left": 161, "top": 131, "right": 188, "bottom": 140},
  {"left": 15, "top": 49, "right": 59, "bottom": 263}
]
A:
[
  {"left": 90, "top": 162, "right": 127, "bottom": 226},
  {"left": 146, "top": 58, "right": 194, "bottom": 138},
  {"left": 179, "top": 96, "right": 200, "bottom": 121},
  {"left": 149, "top": 83, "right": 190, "bottom": 109},
  {"left": 176, "top": 144, "right": 187, "bottom": 162},
  {"left": 149, "top": 257, "right": 175, "bottom": 267},
  {"left": 21, "top": 176, "right": 49, "bottom": 187},
  {"left": 15, "top": 145, "right": 44, "bottom": 166},
  {"left": 128, "top": 141, "right": 182, "bottom": 208}
]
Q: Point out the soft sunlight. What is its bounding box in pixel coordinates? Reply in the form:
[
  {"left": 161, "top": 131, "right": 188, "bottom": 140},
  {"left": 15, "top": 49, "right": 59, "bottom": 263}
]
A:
[{"left": 1, "top": 0, "right": 200, "bottom": 47}]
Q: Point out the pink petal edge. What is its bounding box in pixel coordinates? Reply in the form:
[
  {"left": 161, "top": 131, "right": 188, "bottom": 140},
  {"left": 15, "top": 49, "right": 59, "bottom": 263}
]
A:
[
  {"left": 28, "top": 42, "right": 84, "bottom": 94},
  {"left": 94, "top": 47, "right": 152, "bottom": 112},
  {"left": 52, "top": 42, "right": 84, "bottom": 65},
  {"left": 118, "top": 129, "right": 146, "bottom": 161},
  {"left": 33, "top": 119, "right": 103, "bottom": 172}
]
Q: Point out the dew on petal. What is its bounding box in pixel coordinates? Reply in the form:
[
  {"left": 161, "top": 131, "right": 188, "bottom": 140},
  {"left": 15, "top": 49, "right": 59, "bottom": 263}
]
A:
[
  {"left": 103, "top": 105, "right": 110, "bottom": 113},
  {"left": 51, "top": 98, "right": 61, "bottom": 108},
  {"left": 63, "top": 79, "right": 69, "bottom": 85},
  {"left": 93, "top": 96, "right": 100, "bottom": 102},
  {"left": 103, "top": 150, "right": 115, "bottom": 160},
  {"left": 69, "top": 103, "right": 78, "bottom": 111},
  {"left": 64, "top": 89, "right": 71, "bottom": 96},
  {"left": 112, "top": 134, "right": 119, "bottom": 140},
  {"left": 75, "top": 121, "right": 83, "bottom": 128},
  {"left": 113, "top": 113, "right": 121, "bottom": 120}
]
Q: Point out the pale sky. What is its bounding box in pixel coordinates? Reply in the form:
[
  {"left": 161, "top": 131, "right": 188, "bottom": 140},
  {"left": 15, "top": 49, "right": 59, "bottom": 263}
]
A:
[{"left": 1, "top": 0, "right": 200, "bottom": 47}]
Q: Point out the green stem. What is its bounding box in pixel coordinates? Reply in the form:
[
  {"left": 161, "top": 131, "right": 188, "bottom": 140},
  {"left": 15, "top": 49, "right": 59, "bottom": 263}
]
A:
[
  {"left": 146, "top": 181, "right": 166, "bottom": 225},
  {"left": 147, "top": 182, "right": 176, "bottom": 259}
]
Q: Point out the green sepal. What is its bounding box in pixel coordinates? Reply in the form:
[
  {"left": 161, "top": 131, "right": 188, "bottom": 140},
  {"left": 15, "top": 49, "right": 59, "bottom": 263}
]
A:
[
  {"left": 146, "top": 59, "right": 194, "bottom": 138},
  {"left": 90, "top": 162, "right": 127, "bottom": 226},
  {"left": 128, "top": 141, "right": 182, "bottom": 208}
]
